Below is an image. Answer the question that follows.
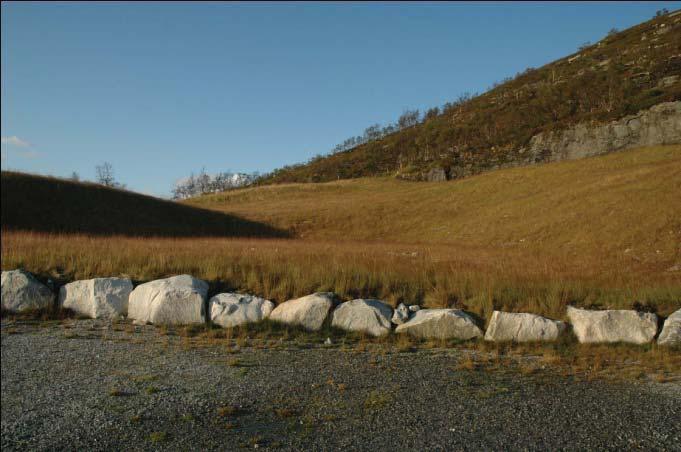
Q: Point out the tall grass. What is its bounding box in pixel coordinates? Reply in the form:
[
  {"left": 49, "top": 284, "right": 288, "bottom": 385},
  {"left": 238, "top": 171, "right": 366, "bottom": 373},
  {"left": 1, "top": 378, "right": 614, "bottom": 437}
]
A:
[{"left": 2, "top": 231, "right": 679, "bottom": 318}]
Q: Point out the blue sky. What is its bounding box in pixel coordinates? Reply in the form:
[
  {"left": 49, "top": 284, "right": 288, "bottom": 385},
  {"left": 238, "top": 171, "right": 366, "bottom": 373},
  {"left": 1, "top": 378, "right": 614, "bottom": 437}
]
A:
[{"left": 1, "top": 2, "right": 675, "bottom": 196}]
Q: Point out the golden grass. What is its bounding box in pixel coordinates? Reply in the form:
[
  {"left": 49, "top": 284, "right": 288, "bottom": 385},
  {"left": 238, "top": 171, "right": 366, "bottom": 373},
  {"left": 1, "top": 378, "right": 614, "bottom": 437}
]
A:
[
  {"left": 2, "top": 231, "right": 679, "bottom": 317},
  {"left": 2, "top": 146, "right": 680, "bottom": 318},
  {"left": 190, "top": 146, "right": 681, "bottom": 256}
]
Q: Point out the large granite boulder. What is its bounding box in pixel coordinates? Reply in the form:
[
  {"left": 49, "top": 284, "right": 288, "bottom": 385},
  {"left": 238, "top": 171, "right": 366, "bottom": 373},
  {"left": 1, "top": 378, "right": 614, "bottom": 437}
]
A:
[
  {"left": 1, "top": 269, "right": 54, "bottom": 313},
  {"left": 484, "top": 311, "right": 566, "bottom": 342},
  {"left": 128, "top": 275, "right": 208, "bottom": 325},
  {"left": 209, "top": 293, "right": 274, "bottom": 328},
  {"left": 658, "top": 309, "right": 681, "bottom": 346},
  {"left": 269, "top": 292, "right": 335, "bottom": 331},
  {"left": 331, "top": 299, "right": 393, "bottom": 337},
  {"left": 59, "top": 277, "right": 133, "bottom": 320},
  {"left": 567, "top": 306, "right": 657, "bottom": 344},
  {"left": 395, "top": 309, "right": 482, "bottom": 340}
]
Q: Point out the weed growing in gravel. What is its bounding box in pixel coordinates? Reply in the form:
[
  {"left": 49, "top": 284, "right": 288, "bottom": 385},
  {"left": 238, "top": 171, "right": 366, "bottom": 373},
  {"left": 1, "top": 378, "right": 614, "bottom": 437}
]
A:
[
  {"left": 248, "top": 436, "right": 264, "bottom": 448},
  {"left": 132, "top": 374, "right": 158, "bottom": 383},
  {"left": 145, "top": 386, "right": 160, "bottom": 395},
  {"left": 149, "top": 432, "right": 167, "bottom": 443},
  {"left": 109, "top": 389, "right": 128, "bottom": 397},
  {"left": 363, "top": 390, "right": 392, "bottom": 410},
  {"left": 274, "top": 407, "right": 299, "bottom": 418},
  {"left": 218, "top": 405, "right": 243, "bottom": 417}
]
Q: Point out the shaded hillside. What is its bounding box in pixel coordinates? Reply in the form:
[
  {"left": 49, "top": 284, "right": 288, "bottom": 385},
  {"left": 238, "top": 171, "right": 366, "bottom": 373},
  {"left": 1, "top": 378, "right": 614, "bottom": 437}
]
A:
[
  {"left": 0, "top": 172, "right": 288, "bottom": 238},
  {"left": 191, "top": 146, "right": 681, "bottom": 267},
  {"left": 261, "top": 11, "right": 681, "bottom": 184}
]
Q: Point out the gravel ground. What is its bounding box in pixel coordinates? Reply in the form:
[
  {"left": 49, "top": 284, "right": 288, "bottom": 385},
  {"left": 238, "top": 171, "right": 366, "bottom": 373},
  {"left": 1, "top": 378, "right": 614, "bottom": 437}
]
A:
[{"left": 2, "top": 320, "right": 680, "bottom": 451}]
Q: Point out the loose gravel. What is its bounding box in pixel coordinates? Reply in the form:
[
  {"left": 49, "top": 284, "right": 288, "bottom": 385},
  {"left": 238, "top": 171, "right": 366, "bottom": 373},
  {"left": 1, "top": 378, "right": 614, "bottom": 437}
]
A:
[{"left": 2, "top": 320, "right": 680, "bottom": 451}]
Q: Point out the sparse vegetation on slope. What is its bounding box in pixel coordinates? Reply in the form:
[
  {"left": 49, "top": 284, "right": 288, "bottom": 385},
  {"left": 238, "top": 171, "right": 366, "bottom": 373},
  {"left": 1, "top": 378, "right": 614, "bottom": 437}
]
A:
[{"left": 259, "top": 12, "right": 681, "bottom": 184}]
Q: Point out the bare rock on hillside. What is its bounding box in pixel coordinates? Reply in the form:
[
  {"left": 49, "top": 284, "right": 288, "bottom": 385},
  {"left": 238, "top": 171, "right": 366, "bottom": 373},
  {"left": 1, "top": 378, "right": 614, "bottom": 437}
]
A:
[
  {"left": 426, "top": 167, "right": 448, "bottom": 182},
  {"left": 59, "top": 278, "right": 132, "bottom": 320},
  {"left": 269, "top": 292, "right": 335, "bottom": 331},
  {"left": 1, "top": 269, "right": 54, "bottom": 313},
  {"left": 395, "top": 309, "right": 483, "bottom": 340},
  {"left": 484, "top": 311, "right": 566, "bottom": 342},
  {"left": 128, "top": 275, "right": 208, "bottom": 325},
  {"left": 658, "top": 309, "right": 681, "bottom": 346},
  {"left": 392, "top": 303, "right": 410, "bottom": 325},
  {"left": 567, "top": 306, "right": 657, "bottom": 344},
  {"left": 209, "top": 293, "right": 274, "bottom": 328},
  {"left": 331, "top": 299, "right": 393, "bottom": 337},
  {"left": 525, "top": 101, "right": 681, "bottom": 164}
]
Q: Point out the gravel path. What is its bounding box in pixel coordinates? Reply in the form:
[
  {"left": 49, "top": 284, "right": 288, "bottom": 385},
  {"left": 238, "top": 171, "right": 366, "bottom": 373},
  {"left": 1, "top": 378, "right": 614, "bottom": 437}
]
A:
[{"left": 2, "top": 320, "right": 680, "bottom": 451}]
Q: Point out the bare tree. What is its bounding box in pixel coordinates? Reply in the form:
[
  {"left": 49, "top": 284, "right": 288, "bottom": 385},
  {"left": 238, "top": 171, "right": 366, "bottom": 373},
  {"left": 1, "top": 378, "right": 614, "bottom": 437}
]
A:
[
  {"left": 398, "top": 109, "right": 420, "bottom": 130},
  {"left": 95, "top": 162, "right": 116, "bottom": 187},
  {"left": 95, "top": 162, "right": 125, "bottom": 188},
  {"left": 172, "top": 170, "right": 258, "bottom": 199},
  {"left": 70, "top": 171, "right": 80, "bottom": 181}
]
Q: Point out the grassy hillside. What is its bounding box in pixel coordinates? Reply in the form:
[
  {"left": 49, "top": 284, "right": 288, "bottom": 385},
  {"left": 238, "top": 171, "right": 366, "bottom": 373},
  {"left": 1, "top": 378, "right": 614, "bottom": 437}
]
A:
[
  {"left": 261, "top": 11, "right": 681, "bottom": 184},
  {"left": 190, "top": 146, "right": 681, "bottom": 262},
  {"left": 0, "top": 171, "right": 288, "bottom": 238},
  {"left": 2, "top": 147, "right": 680, "bottom": 317}
]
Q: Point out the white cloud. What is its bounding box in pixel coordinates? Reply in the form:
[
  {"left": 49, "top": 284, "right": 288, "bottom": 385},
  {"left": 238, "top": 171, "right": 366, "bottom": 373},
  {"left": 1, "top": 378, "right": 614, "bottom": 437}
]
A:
[{"left": 1, "top": 136, "right": 31, "bottom": 147}]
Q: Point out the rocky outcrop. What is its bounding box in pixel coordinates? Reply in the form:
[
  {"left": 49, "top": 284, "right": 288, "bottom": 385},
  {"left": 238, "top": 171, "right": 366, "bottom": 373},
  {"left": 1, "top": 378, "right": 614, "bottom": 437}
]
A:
[
  {"left": 331, "top": 299, "right": 393, "bottom": 337},
  {"left": 209, "top": 293, "right": 274, "bottom": 328},
  {"left": 567, "top": 306, "right": 658, "bottom": 344},
  {"left": 522, "top": 102, "right": 681, "bottom": 165},
  {"left": 401, "top": 102, "right": 681, "bottom": 182},
  {"left": 269, "top": 292, "right": 335, "bottom": 331},
  {"left": 426, "top": 167, "right": 448, "bottom": 182},
  {"left": 484, "top": 311, "right": 566, "bottom": 342},
  {"left": 59, "top": 278, "right": 133, "bottom": 320},
  {"left": 395, "top": 309, "right": 482, "bottom": 340},
  {"left": 127, "top": 275, "right": 208, "bottom": 325},
  {"left": 1, "top": 270, "right": 54, "bottom": 313},
  {"left": 658, "top": 309, "right": 681, "bottom": 346}
]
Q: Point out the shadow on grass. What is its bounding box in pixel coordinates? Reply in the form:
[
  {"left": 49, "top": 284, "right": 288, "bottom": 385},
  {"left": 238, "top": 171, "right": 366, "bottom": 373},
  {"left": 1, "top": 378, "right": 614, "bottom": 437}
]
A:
[{"left": 1, "top": 171, "right": 290, "bottom": 238}]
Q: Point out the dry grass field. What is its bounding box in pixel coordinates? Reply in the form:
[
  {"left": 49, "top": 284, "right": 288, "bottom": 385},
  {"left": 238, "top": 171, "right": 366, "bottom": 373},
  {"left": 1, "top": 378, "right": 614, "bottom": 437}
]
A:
[{"left": 2, "top": 146, "right": 680, "bottom": 319}]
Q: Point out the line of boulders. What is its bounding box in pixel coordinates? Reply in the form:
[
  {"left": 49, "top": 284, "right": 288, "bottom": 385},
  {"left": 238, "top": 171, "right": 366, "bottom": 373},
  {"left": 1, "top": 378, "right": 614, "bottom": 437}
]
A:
[{"left": 2, "top": 270, "right": 680, "bottom": 346}]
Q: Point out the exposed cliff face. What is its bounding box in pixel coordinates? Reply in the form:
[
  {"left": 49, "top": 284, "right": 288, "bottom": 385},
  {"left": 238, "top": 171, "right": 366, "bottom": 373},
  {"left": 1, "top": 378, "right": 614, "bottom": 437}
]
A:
[{"left": 522, "top": 101, "right": 681, "bottom": 165}]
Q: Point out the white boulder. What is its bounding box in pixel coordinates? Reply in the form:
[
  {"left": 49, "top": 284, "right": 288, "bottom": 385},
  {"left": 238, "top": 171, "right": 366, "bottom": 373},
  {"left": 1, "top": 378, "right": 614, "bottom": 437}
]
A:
[
  {"left": 1, "top": 270, "right": 54, "bottom": 313},
  {"left": 331, "top": 299, "right": 393, "bottom": 337},
  {"left": 484, "top": 311, "right": 566, "bottom": 342},
  {"left": 567, "top": 306, "right": 657, "bottom": 344},
  {"left": 408, "top": 305, "right": 421, "bottom": 312},
  {"left": 209, "top": 293, "right": 274, "bottom": 328},
  {"left": 127, "top": 275, "right": 208, "bottom": 325},
  {"left": 391, "top": 303, "right": 410, "bottom": 325},
  {"left": 395, "top": 309, "right": 483, "bottom": 340},
  {"left": 269, "top": 292, "right": 335, "bottom": 331},
  {"left": 658, "top": 309, "right": 681, "bottom": 346},
  {"left": 59, "top": 277, "right": 132, "bottom": 320}
]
